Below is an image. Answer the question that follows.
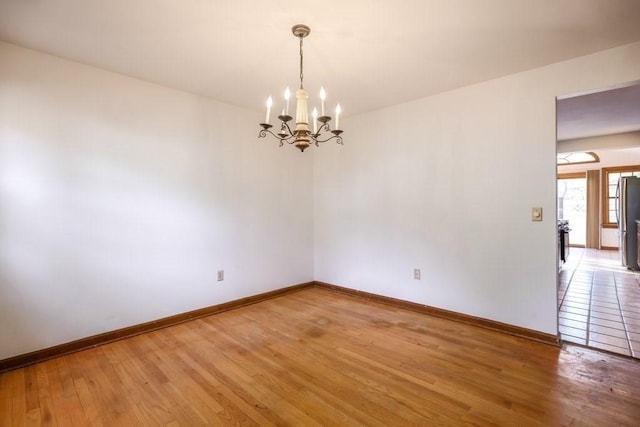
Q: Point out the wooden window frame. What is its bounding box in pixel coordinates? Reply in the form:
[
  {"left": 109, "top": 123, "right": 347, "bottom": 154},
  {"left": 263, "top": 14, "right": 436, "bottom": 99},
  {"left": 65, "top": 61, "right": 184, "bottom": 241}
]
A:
[
  {"left": 558, "top": 172, "right": 586, "bottom": 179},
  {"left": 601, "top": 165, "right": 640, "bottom": 229},
  {"left": 557, "top": 151, "right": 600, "bottom": 167}
]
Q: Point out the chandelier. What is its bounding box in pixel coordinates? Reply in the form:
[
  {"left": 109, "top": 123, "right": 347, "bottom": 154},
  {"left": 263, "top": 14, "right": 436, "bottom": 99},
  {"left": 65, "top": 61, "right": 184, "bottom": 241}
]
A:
[{"left": 259, "top": 24, "right": 344, "bottom": 152}]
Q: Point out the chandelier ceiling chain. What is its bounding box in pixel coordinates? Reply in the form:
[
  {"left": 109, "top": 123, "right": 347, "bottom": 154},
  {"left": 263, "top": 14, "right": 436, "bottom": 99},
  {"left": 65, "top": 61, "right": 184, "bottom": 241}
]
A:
[
  {"left": 299, "top": 34, "right": 304, "bottom": 89},
  {"left": 258, "top": 24, "right": 343, "bottom": 152}
]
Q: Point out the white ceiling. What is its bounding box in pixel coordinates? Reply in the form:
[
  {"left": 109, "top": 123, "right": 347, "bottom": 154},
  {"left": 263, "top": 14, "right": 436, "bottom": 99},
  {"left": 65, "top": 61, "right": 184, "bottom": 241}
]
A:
[
  {"left": 557, "top": 82, "right": 640, "bottom": 141},
  {"left": 1, "top": 0, "right": 640, "bottom": 119}
]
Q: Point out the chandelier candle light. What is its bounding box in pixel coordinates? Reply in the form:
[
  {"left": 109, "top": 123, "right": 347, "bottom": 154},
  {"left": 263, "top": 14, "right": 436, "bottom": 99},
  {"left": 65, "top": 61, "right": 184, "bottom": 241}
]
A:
[{"left": 259, "top": 24, "right": 344, "bottom": 152}]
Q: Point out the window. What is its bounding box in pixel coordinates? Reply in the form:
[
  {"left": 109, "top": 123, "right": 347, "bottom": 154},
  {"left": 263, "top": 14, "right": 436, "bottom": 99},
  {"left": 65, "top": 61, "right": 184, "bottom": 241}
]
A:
[
  {"left": 557, "top": 151, "right": 600, "bottom": 166},
  {"left": 602, "top": 166, "right": 640, "bottom": 228},
  {"left": 558, "top": 173, "right": 586, "bottom": 246}
]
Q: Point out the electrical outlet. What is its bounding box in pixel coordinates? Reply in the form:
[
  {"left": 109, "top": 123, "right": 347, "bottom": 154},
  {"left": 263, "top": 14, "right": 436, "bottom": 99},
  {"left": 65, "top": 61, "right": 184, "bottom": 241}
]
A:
[
  {"left": 217, "top": 270, "right": 224, "bottom": 281},
  {"left": 414, "top": 268, "right": 421, "bottom": 280}
]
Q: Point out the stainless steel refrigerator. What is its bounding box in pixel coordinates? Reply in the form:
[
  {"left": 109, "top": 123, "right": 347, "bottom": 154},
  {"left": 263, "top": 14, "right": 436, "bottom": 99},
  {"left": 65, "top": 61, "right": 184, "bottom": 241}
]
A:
[{"left": 617, "top": 176, "right": 640, "bottom": 269}]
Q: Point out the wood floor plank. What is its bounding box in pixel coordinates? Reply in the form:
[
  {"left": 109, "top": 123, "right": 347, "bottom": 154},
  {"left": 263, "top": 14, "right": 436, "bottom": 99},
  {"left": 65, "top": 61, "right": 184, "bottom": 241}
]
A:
[
  {"left": 210, "top": 308, "right": 393, "bottom": 425},
  {"left": 6, "top": 369, "right": 27, "bottom": 427},
  {"left": 261, "top": 290, "right": 539, "bottom": 423},
  {"left": 2, "top": 287, "right": 640, "bottom": 425},
  {"left": 211, "top": 324, "right": 390, "bottom": 426},
  {"left": 206, "top": 319, "right": 366, "bottom": 425}
]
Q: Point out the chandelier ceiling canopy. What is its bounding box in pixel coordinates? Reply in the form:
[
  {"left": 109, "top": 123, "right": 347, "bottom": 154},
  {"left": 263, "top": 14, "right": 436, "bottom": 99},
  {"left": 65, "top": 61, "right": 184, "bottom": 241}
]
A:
[{"left": 259, "top": 24, "right": 344, "bottom": 152}]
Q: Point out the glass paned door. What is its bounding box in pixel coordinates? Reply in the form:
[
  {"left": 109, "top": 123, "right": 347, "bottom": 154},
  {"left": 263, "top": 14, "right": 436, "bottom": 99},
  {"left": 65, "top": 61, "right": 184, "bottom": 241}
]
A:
[{"left": 558, "top": 177, "right": 586, "bottom": 246}]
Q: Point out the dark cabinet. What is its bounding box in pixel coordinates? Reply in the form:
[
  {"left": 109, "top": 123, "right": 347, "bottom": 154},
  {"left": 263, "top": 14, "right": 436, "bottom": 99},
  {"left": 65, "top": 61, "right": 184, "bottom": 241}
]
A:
[
  {"left": 636, "top": 220, "right": 640, "bottom": 268},
  {"left": 558, "top": 220, "right": 570, "bottom": 264}
]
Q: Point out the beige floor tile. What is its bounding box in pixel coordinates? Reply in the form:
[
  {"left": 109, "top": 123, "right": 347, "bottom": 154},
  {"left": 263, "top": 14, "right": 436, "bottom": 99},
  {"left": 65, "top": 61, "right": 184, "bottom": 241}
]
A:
[{"left": 559, "top": 247, "right": 640, "bottom": 359}]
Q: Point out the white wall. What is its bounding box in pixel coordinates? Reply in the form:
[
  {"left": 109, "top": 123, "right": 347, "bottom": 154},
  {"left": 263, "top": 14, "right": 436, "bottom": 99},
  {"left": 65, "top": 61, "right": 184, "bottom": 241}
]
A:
[
  {"left": 314, "top": 41, "right": 640, "bottom": 335},
  {"left": 0, "top": 42, "right": 314, "bottom": 360},
  {"left": 602, "top": 229, "right": 619, "bottom": 248},
  {"left": 2, "top": 39, "right": 640, "bottom": 360},
  {"left": 558, "top": 131, "right": 640, "bottom": 155}
]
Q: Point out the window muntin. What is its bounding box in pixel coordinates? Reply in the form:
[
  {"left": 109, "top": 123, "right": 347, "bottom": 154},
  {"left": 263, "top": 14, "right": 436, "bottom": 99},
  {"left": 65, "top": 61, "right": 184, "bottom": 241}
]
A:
[
  {"left": 602, "top": 166, "right": 640, "bottom": 227},
  {"left": 557, "top": 152, "right": 599, "bottom": 166}
]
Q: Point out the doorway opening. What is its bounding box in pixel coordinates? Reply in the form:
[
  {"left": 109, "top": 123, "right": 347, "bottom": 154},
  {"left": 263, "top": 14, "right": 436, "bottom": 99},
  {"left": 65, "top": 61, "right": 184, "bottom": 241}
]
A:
[{"left": 556, "top": 79, "right": 640, "bottom": 358}]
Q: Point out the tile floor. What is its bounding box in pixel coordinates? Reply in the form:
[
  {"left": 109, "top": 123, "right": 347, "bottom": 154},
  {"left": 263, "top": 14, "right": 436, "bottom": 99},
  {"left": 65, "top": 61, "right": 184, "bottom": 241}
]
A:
[{"left": 558, "top": 247, "right": 640, "bottom": 358}]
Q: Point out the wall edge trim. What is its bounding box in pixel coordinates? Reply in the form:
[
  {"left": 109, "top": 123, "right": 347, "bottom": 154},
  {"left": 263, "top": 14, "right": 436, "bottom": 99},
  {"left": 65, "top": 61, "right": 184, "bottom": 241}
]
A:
[
  {"left": 1, "top": 279, "right": 561, "bottom": 373},
  {"left": 0, "top": 282, "right": 314, "bottom": 373},
  {"left": 313, "top": 281, "right": 561, "bottom": 347}
]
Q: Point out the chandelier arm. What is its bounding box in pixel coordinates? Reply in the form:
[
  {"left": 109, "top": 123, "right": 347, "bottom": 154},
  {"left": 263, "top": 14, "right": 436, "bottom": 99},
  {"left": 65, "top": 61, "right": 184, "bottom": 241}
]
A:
[
  {"left": 259, "top": 127, "right": 297, "bottom": 143},
  {"left": 320, "top": 122, "right": 331, "bottom": 133},
  {"left": 281, "top": 120, "right": 295, "bottom": 137},
  {"left": 311, "top": 134, "right": 342, "bottom": 144},
  {"left": 279, "top": 134, "right": 296, "bottom": 146},
  {"left": 259, "top": 128, "right": 289, "bottom": 140},
  {"left": 310, "top": 122, "right": 332, "bottom": 140}
]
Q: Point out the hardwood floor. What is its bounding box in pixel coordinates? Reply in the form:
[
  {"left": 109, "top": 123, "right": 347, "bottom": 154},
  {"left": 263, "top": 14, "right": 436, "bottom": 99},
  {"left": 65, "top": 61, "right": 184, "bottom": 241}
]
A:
[{"left": 2, "top": 287, "right": 640, "bottom": 426}]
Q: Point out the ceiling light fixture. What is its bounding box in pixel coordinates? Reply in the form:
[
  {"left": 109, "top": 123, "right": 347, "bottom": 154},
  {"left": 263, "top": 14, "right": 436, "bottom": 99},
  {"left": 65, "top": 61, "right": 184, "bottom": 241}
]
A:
[{"left": 259, "top": 24, "right": 344, "bottom": 152}]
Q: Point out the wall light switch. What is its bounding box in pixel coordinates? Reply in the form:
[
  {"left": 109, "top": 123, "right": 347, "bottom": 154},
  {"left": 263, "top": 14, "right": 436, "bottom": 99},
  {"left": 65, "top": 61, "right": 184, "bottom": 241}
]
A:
[
  {"left": 531, "top": 207, "right": 543, "bottom": 222},
  {"left": 217, "top": 270, "right": 224, "bottom": 281}
]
